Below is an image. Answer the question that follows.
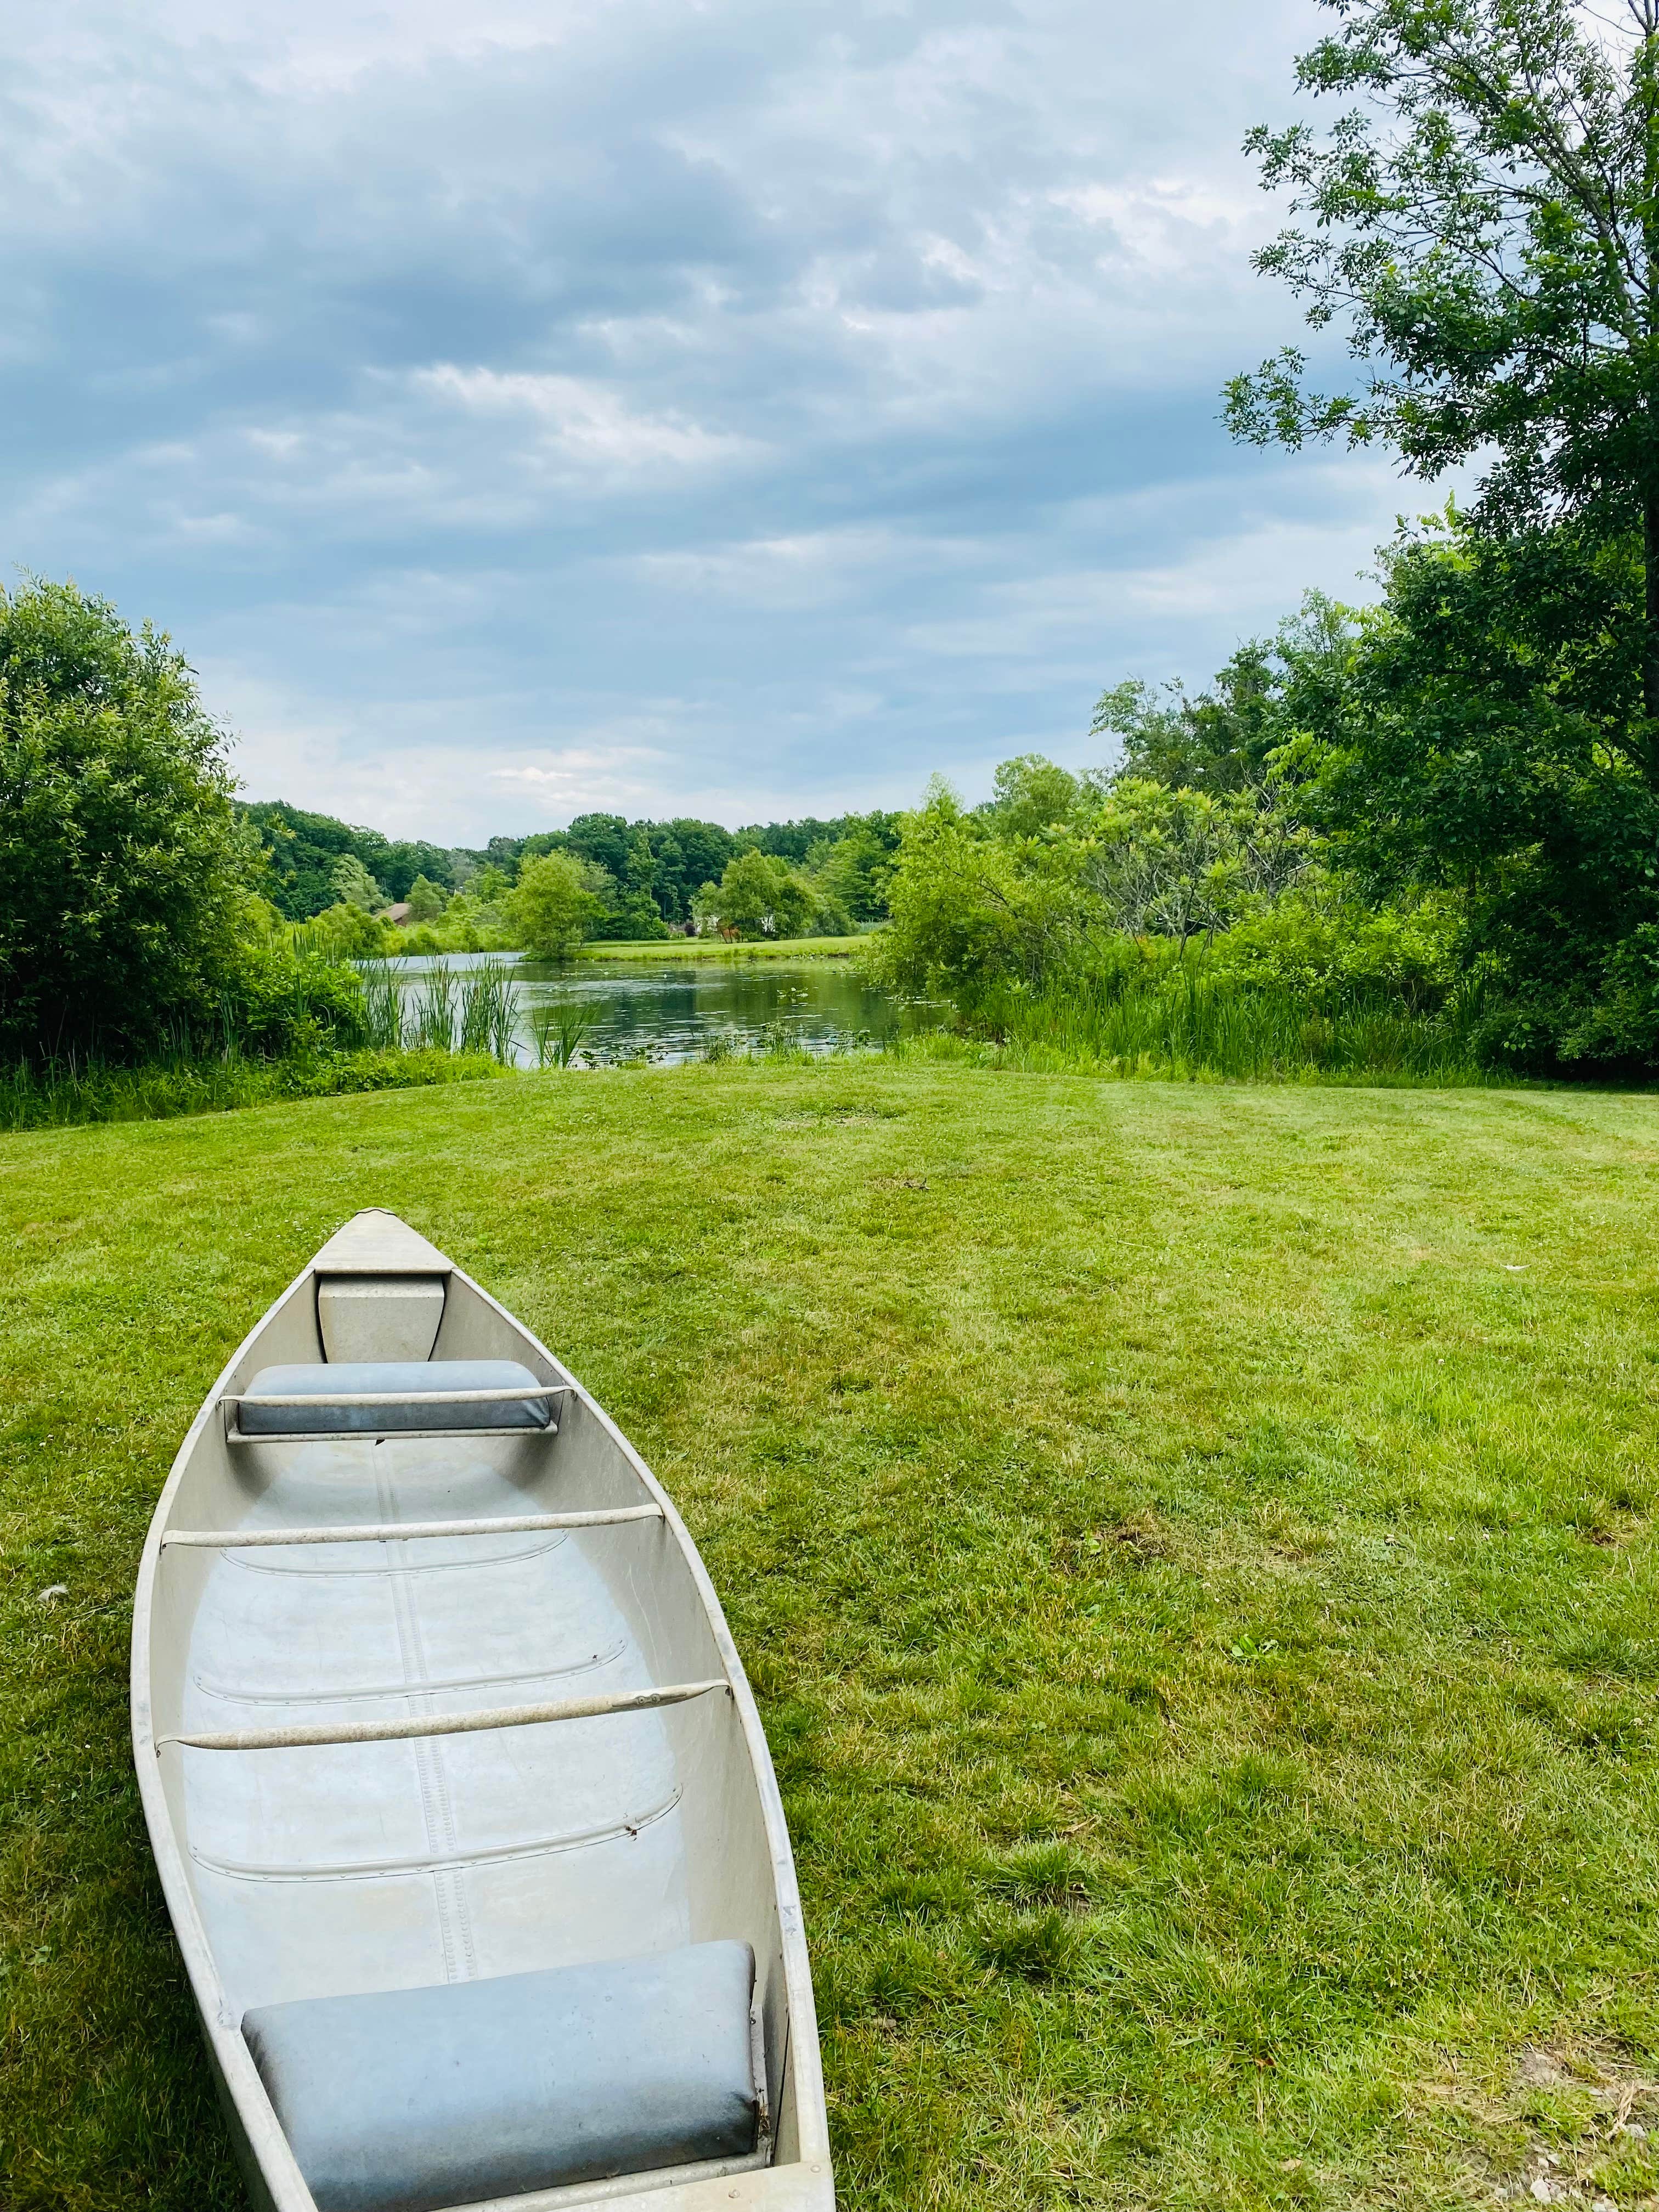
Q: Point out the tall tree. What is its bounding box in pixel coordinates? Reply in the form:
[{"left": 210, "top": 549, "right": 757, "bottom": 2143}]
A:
[{"left": 1226, "top": 0, "right": 1659, "bottom": 736}]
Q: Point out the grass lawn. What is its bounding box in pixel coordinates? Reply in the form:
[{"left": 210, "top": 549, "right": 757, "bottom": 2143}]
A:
[
  {"left": 572, "top": 935, "right": 865, "bottom": 960},
  {"left": 5, "top": 1064, "right": 1659, "bottom": 2210}
]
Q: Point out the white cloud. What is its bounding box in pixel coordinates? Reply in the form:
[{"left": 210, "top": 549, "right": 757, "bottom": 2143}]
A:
[
  {"left": 409, "top": 366, "right": 762, "bottom": 472},
  {"left": 1, "top": 0, "right": 1407, "bottom": 839}
]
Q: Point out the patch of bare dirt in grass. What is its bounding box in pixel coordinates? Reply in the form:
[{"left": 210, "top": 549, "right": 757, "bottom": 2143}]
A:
[
  {"left": 1056, "top": 1515, "right": 1173, "bottom": 1574},
  {"left": 1409, "top": 2043, "right": 1659, "bottom": 2208}
]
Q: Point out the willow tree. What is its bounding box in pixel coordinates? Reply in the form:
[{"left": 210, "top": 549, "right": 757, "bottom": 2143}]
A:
[{"left": 1227, "top": 0, "right": 1659, "bottom": 724}]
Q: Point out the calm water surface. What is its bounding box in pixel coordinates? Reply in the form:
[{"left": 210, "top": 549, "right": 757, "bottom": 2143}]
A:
[{"left": 391, "top": 952, "right": 947, "bottom": 1066}]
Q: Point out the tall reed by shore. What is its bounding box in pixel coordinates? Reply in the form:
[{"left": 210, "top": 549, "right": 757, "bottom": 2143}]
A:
[
  {"left": 955, "top": 962, "right": 1486, "bottom": 1085},
  {"left": 2, "top": 958, "right": 525, "bottom": 1133}
]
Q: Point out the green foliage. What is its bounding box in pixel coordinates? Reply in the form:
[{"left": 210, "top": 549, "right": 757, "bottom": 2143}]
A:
[
  {"left": 876, "top": 783, "right": 1086, "bottom": 996},
  {"left": 1092, "top": 594, "right": 1355, "bottom": 793},
  {"left": 241, "top": 801, "right": 455, "bottom": 919},
  {"left": 395, "top": 890, "right": 518, "bottom": 957},
  {"left": 495, "top": 810, "right": 899, "bottom": 928},
  {"left": 217, "top": 938, "right": 365, "bottom": 1057},
  {"left": 1086, "top": 778, "right": 1314, "bottom": 940},
  {"left": 404, "top": 873, "right": 446, "bottom": 923},
  {"left": 1215, "top": 0, "right": 1659, "bottom": 1068},
  {"left": 987, "top": 754, "right": 1092, "bottom": 834},
  {"left": 707, "top": 848, "right": 819, "bottom": 939},
  {"left": 1227, "top": 2, "right": 1659, "bottom": 566},
  {"left": 1206, "top": 889, "right": 1461, "bottom": 1015},
  {"left": 1304, "top": 514, "right": 1659, "bottom": 1069},
  {"left": 877, "top": 770, "right": 1316, "bottom": 1003},
  {"left": 0, "top": 578, "right": 259, "bottom": 1060},
  {"left": 330, "top": 852, "right": 384, "bottom": 910},
  {"left": 505, "top": 851, "right": 605, "bottom": 957},
  {"left": 802, "top": 824, "right": 894, "bottom": 923},
  {"left": 297, "top": 902, "right": 399, "bottom": 960}
]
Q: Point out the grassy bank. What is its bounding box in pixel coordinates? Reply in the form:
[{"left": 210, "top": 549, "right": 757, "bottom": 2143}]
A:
[
  {"left": 571, "top": 934, "right": 865, "bottom": 961},
  {"left": 5, "top": 1065, "right": 1659, "bottom": 2208},
  {"left": 0, "top": 1046, "right": 505, "bottom": 1132},
  {"left": 951, "top": 965, "right": 1486, "bottom": 1086}
]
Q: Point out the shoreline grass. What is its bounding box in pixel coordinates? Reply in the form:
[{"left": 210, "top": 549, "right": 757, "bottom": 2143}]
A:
[
  {"left": 6, "top": 1065, "right": 1659, "bottom": 2207},
  {"left": 885, "top": 1023, "right": 1515, "bottom": 1089},
  {"left": 953, "top": 964, "right": 1491, "bottom": 1085},
  {"left": 0, "top": 1045, "right": 506, "bottom": 1132},
  {"left": 569, "top": 934, "right": 866, "bottom": 962},
  {"left": 368, "top": 934, "right": 868, "bottom": 963}
]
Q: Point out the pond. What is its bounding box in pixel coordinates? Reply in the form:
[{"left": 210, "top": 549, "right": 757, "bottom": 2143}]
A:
[{"left": 386, "top": 952, "right": 949, "bottom": 1066}]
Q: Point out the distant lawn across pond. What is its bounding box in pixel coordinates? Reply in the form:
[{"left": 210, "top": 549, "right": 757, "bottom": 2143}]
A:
[
  {"left": 569, "top": 934, "right": 866, "bottom": 960},
  {"left": 5, "top": 1065, "right": 1659, "bottom": 2209}
]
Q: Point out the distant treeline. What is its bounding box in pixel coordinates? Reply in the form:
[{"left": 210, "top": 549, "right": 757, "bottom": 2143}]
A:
[{"left": 241, "top": 802, "right": 900, "bottom": 934}]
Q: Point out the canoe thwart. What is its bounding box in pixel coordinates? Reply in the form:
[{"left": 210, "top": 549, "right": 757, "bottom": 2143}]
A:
[
  {"left": 161, "top": 1504, "right": 665, "bottom": 1550},
  {"left": 226, "top": 1425, "right": 560, "bottom": 1445},
  {"left": 225, "top": 1384, "right": 571, "bottom": 1410},
  {"left": 158, "top": 1677, "right": 731, "bottom": 1753},
  {"left": 228, "top": 1363, "right": 568, "bottom": 1440}
]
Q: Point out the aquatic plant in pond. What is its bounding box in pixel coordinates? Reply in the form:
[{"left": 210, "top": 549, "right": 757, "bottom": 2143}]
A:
[
  {"left": 458, "top": 962, "right": 517, "bottom": 1062},
  {"left": 352, "top": 960, "right": 405, "bottom": 1052},
  {"left": 352, "top": 957, "right": 518, "bottom": 1065},
  {"left": 531, "top": 1002, "right": 598, "bottom": 1068},
  {"left": 407, "top": 964, "right": 457, "bottom": 1052}
]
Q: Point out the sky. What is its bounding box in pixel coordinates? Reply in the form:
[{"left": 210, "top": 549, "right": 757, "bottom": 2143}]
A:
[{"left": 0, "top": 0, "right": 1409, "bottom": 844}]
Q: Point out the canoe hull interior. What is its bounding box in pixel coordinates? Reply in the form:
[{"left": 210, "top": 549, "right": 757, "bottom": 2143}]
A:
[{"left": 132, "top": 1213, "right": 833, "bottom": 2212}]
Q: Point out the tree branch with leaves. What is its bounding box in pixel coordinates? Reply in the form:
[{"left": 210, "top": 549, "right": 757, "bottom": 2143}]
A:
[{"left": 1226, "top": 0, "right": 1659, "bottom": 733}]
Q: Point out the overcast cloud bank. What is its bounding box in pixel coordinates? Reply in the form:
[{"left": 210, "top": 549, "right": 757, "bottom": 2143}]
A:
[{"left": 2, "top": 0, "right": 1402, "bottom": 839}]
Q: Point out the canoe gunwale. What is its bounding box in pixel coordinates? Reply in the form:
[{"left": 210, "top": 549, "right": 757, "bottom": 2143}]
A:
[{"left": 131, "top": 1218, "right": 834, "bottom": 2212}]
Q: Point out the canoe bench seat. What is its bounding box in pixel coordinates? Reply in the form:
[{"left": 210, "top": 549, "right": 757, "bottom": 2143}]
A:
[
  {"left": 238, "top": 1361, "right": 552, "bottom": 1437},
  {"left": 242, "top": 1939, "right": 760, "bottom": 2212}
]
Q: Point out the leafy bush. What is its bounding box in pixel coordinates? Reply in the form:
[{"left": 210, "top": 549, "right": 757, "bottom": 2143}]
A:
[
  {"left": 505, "top": 851, "right": 605, "bottom": 956},
  {"left": 874, "top": 774, "right": 1315, "bottom": 1004},
  {"left": 707, "top": 849, "right": 815, "bottom": 939},
  {"left": 404, "top": 873, "right": 447, "bottom": 923},
  {"left": 1296, "top": 517, "right": 1659, "bottom": 1072},
  {"left": 0, "top": 578, "right": 259, "bottom": 1059},
  {"left": 298, "top": 902, "right": 400, "bottom": 960},
  {"left": 219, "top": 938, "right": 366, "bottom": 1057},
  {"left": 1205, "top": 890, "right": 1461, "bottom": 1016},
  {"left": 874, "top": 783, "right": 1082, "bottom": 996}
]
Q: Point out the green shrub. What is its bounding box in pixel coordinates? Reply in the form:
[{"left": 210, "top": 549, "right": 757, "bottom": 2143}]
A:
[
  {"left": 504, "top": 853, "right": 603, "bottom": 956},
  {"left": 219, "top": 939, "right": 364, "bottom": 1057},
  {"left": 0, "top": 578, "right": 258, "bottom": 1059}
]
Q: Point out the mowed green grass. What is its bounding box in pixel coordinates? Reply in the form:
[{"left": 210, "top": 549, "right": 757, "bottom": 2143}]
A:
[
  {"left": 571, "top": 935, "right": 864, "bottom": 960},
  {"left": 4, "top": 1065, "right": 1659, "bottom": 2210}
]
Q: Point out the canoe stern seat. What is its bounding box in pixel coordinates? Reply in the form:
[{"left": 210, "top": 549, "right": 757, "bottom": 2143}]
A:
[
  {"left": 237, "top": 1361, "right": 552, "bottom": 1437},
  {"left": 242, "top": 1939, "right": 760, "bottom": 2212}
]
